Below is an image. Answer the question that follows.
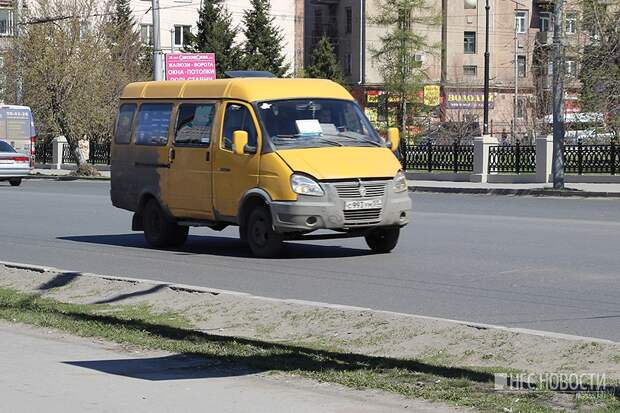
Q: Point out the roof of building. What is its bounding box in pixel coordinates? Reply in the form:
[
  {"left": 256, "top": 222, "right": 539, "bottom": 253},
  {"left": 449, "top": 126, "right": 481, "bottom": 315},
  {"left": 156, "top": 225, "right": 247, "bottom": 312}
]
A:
[{"left": 120, "top": 78, "right": 354, "bottom": 102}]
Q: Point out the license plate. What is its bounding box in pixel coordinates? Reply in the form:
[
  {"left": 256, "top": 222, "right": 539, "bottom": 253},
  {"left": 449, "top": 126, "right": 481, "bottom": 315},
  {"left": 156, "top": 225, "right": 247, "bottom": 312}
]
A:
[{"left": 344, "top": 199, "right": 383, "bottom": 210}]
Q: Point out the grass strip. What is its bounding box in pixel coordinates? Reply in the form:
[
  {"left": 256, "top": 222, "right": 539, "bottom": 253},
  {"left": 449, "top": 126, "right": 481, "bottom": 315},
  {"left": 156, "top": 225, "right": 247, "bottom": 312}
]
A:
[{"left": 0, "top": 287, "right": 617, "bottom": 413}]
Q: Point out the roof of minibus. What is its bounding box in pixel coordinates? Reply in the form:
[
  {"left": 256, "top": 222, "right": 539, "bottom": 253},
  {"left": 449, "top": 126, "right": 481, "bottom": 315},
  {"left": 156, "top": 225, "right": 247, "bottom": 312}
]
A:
[{"left": 120, "top": 78, "right": 354, "bottom": 102}]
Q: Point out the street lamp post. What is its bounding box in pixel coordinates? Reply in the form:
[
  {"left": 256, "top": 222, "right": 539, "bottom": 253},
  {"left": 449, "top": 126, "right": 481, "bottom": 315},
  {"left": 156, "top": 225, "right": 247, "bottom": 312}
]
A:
[{"left": 483, "top": 0, "right": 490, "bottom": 135}]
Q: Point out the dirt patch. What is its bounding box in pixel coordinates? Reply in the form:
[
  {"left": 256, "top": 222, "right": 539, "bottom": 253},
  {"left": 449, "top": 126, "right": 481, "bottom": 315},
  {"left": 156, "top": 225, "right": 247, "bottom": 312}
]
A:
[{"left": 1, "top": 264, "right": 618, "bottom": 380}]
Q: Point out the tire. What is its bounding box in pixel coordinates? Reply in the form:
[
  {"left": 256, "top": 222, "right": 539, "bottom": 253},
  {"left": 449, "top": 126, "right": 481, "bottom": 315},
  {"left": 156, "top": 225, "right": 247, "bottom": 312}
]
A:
[
  {"left": 9, "top": 178, "right": 22, "bottom": 187},
  {"left": 246, "top": 206, "right": 284, "bottom": 258},
  {"left": 365, "top": 227, "right": 400, "bottom": 253},
  {"left": 142, "top": 200, "right": 188, "bottom": 248}
]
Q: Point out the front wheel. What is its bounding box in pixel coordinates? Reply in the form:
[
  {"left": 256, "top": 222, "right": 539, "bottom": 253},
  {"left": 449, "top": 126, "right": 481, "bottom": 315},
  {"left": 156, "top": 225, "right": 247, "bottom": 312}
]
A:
[
  {"left": 142, "top": 200, "right": 188, "bottom": 248},
  {"left": 365, "top": 227, "right": 400, "bottom": 253},
  {"left": 246, "top": 206, "right": 284, "bottom": 258},
  {"left": 9, "top": 178, "right": 22, "bottom": 187}
]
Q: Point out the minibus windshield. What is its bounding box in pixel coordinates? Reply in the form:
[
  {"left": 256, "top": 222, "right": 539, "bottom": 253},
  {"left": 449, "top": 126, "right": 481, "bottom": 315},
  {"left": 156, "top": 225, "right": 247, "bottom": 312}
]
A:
[{"left": 257, "top": 99, "right": 384, "bottom": 149}]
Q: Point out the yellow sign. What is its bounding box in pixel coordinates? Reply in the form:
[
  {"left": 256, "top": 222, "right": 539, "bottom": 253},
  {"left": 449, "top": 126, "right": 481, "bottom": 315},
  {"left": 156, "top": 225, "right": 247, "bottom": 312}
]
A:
[{"left": 424, "top": 85, "right": 441, "bottom": 107}]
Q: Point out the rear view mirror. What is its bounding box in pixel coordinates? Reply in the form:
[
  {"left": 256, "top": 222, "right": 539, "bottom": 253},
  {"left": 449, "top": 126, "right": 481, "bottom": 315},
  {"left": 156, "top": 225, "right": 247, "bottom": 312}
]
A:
[
  {"left": 387, "top": 128, "right": 400, "bottom": 153},
  {"left": 233, "top": 130, "right": 248, "bottom": 155}
]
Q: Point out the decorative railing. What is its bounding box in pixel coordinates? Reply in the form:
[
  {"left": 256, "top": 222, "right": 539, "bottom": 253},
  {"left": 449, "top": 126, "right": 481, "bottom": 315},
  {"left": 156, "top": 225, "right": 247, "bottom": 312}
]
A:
[
  {"left": 488, "top": 141, "right": 537, "bottom": 174},
  {"left": 88, "top": 141, "right": 111, "bottom": 165},
  {"left": 563, "top": 140, "right": 618, "bottom": 175},
  {"left": 34, "top": 141, "right": 53, "bottom": 164},
  {"left": 405, "top": 141, "right": 474, "bottom": 172}
]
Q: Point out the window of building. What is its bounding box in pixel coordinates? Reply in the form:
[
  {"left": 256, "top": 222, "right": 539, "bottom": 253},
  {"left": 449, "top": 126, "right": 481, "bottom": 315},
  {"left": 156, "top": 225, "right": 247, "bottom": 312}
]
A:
[
  {"left": 463, "top": 65, "right": 477, "bottom": 77},
  {"left": 345, "top": 7, "right": 352, "bottom": 34},
  {"left": 222, "top": 104, "right": 257, "bottom": 151},
  {"left": 515, "top": 11, "right": 528, "bottom": 34},
  {"left": 175, "top": 104, "right": 215, "bottom": 145},
  {"left": 345, "top": 54, "right": 352, "bottom": 75},
  {"left": 135, "top": 103, "right": 172, "bottom": 146},
  {"left": 516, "top": 97, "right": 526, "bottom": 119},
  {"left": 140, "top": 24, "right": 153, "bottom": 46},
  {"left": 540, "top": 13, "right": 551, "bottom": 32},
  {"left": 115, "top": 104, "right": 136, "bottom": 144},
  {"left": 174, "top": 25, "right": 191, "bottom": 46},
  {"left": 464, "top": 0, "right": 477, "bottom": 9},
  {"left": 464, "top": 31, "right": 476, "bottom": 54},
  {"left": 517, "top": 55, "right": 526, "bottom": 78},
  {"left": 565, "top": 60, "right": 577, "bottom": 77},
  {"left": 565, "top": 12, "right": 577, "bottom": 34},
  {"left": 313, "top": 9, "right": 323, "bottom": 37},
  {"left": 0, "top": 8, "right": 13, "bottom": 36}
]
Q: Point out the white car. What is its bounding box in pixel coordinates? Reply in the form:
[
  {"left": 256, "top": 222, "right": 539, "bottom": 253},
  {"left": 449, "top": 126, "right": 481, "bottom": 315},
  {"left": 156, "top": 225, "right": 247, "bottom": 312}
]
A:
[{"left": 0, "top": 140, "right": 31, "bottom": 186}]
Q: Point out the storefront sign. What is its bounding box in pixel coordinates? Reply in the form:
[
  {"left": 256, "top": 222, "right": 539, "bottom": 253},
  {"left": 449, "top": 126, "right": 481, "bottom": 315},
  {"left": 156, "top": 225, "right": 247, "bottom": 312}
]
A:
[
  {"left": 445, "top": 92, "right": 494, "bottom": 109},
  {"left": 165, "top": 53, "right": 216, "bottom": 80},
  {"left": 423, "top": 85, "right": 441, "bottom": 107}
]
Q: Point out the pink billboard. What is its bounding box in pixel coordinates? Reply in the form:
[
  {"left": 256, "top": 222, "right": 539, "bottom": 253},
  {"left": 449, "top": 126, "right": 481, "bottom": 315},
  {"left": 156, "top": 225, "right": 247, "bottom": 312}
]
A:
[{"left": 165, "top": 53, "right": 216, "bottom": 80}]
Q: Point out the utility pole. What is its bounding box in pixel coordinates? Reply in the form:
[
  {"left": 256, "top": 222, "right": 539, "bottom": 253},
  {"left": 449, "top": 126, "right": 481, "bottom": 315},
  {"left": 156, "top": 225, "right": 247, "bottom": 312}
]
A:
[
  {"left": 14, "top": 0, "right": 23, "bottom": 104},
  {"left": 513, "top": 2, "right": 518, "bottom": 142},
  {"left": 552, "top": 0, "right": 565, "bottom": 188},
  {"left": 152, "top": 0, "right": 163, "bottom": 81},
  {"left": 483, "top": 0, "right": 490, "bottom": 135}
]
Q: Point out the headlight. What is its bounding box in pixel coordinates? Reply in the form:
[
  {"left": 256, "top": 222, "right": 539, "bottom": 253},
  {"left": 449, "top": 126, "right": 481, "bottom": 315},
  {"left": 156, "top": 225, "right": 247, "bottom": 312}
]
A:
[
  {"left": 393, "top": 170, "right": 407, "bottom": 193},
  {"left": 291, "top": 174, "right": 324, "bottom": 197}
]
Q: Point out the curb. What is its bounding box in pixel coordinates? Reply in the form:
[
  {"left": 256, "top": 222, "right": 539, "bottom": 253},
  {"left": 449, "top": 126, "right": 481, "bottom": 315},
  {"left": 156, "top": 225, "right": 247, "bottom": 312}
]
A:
[
  {"left": 409, "top": 185, "right": 620, "bottom": 198},
  {"left": 24, "top": 175, "right": 110, "bottom": 181},
  {"left": 1, "top": 259, "right": 616, "bottom": 346}
]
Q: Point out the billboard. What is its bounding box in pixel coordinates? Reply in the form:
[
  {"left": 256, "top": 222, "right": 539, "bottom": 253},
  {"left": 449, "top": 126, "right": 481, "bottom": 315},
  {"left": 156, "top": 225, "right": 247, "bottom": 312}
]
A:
[
  {"left": 165, "top": 53, "right": 216, "bottom": 81},
  {"left": 445, "top": 92, "right": 495, "bottom": 109}
]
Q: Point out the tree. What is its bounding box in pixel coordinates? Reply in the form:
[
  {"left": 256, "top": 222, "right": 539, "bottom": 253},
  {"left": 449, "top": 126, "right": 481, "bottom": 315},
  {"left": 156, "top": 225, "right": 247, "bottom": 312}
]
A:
[
  {"left": 578, "top": 0, "right": 620, "bottom": 137},
  {"left": 2, "top": 0, "right": 132, "bottom": 174},
  {"left": 240, "top": 0, "right": 289, "bottom": 77},
  {"left": 370, "top": 0, "right": 438, "bottom": 138},
  {"left": 306, "top": 36, "right": 343, "bottom": 84},
  {"left": 185, "top": 0, "right": 240, "bottom": 78}
]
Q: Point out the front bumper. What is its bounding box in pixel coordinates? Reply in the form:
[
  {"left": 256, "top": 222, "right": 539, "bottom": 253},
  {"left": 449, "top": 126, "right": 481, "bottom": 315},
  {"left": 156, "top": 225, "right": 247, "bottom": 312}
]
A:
[{"left": 270, "top": 179, "right": 411, "bottom": 233}]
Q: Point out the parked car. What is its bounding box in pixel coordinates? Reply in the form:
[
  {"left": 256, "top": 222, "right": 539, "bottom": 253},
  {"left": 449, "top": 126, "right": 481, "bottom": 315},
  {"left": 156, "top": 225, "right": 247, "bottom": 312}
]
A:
[{"left": 0, "top": 140, "right": 32, "bottom": 186}]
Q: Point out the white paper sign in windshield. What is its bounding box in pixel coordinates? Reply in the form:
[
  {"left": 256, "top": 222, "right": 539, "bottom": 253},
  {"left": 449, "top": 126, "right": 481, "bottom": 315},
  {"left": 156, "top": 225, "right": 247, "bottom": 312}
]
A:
[{"left": 295, "top": 119, "right": 322, "bottom": 136}]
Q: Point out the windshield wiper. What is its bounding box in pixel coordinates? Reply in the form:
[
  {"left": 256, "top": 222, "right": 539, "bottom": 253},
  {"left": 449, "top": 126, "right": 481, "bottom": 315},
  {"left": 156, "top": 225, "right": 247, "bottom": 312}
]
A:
[
  {"left": 324, "top": 131, "right": 383, "bottom": 147},
  {"left": 272, "top": 134, "right": 343, "bottom": 147}
]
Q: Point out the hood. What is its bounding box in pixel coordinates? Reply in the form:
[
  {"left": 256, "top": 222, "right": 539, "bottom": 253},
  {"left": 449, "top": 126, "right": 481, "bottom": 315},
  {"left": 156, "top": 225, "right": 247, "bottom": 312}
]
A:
[{"left": 276, "top": 146, "right": 401, "bottom": 180}]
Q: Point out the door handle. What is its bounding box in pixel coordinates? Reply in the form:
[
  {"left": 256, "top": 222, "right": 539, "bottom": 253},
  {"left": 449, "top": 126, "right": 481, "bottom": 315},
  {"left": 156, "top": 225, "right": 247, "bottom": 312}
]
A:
[
  {"left": 205, "top": 151, "right": 210, "bottom": 162},
  {"left": 219, "top": 167, "right": 231, "bottom": 172},
  {"left": 168, "top": 148, "right": 175, "bottom": 162}
]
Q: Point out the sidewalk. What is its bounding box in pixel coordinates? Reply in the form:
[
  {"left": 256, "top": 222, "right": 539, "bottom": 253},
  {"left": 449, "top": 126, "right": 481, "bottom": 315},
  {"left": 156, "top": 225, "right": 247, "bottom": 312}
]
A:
[
  {"left": 0, "top": 321, "right": 460, "bottom": 413},
  {"left": 29, "top": 168, "right": 111, "bottom": 179},
  {"left": 409, "top": 180, "right": 620, "bottom": 197}
]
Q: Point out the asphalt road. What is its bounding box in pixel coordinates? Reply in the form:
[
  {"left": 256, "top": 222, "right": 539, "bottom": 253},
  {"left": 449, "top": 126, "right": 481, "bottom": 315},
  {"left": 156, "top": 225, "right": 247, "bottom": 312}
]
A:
[{"left": 1, "top": 180, "right": 619, "bottom": 341}]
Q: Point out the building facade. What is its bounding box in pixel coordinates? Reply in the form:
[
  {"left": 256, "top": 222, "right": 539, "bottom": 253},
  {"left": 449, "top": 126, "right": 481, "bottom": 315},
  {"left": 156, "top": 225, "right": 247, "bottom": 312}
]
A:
[
  {"left": 131, "top": 0, "right": 304, "bottom": 78},
  {"left": 305, "top": 0, "right": 588, "bottom": 141}
]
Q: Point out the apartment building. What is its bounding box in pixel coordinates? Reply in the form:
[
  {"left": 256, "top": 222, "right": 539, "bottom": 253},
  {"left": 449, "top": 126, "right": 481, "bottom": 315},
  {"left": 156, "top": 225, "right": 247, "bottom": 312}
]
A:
[
  {"left": 305, "top": 0, "right": 587, "bottom": 139},
  {"left": 131, "top": 0, "right": 304, "bottom": 77}
]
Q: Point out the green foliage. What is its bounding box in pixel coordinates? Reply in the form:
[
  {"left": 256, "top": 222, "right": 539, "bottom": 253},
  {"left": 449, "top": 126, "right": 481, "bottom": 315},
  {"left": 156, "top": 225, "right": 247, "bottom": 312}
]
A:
[
  {"left": 240, "top": 0, "right": 289, "bottom": 77},
  {"left": 306, "top": 36, "right": 343, "bottom": 84},
  {"left": 185, "top": 0, "right": 241, "bottom": 78},
  {"left": 578, "top": 0, "right": 620, "bottom": 135}
]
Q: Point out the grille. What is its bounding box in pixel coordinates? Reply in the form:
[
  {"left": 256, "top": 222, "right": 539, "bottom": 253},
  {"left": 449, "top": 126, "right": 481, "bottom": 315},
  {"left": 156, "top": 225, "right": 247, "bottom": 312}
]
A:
[
  {"left": 335, "top": 182, "right": 387, "bottom": 199},
  {"left": 343, "top": 208, "right": 382, "bottom": 224}
]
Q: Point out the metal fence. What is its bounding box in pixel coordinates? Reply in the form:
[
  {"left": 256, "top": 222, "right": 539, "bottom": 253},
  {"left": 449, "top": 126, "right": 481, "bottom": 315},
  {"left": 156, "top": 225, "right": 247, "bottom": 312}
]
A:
[
  {"left": 563, "top": 140, "right": 618, "bottom": 175},
  {"left": 88, "top": 141, "right": 111, "bottom": 165},
  {"left": 37, "top": 140, "right": 111, "bottom": 165},
  {"left": 34, "top": 141, "right": 53, "bottom": 164},
  {"left": 404, "top": 141, "right": 474, "bottom": 172},
  {"left": 488, "top": 141, "right": 537, "bottom": 174}
]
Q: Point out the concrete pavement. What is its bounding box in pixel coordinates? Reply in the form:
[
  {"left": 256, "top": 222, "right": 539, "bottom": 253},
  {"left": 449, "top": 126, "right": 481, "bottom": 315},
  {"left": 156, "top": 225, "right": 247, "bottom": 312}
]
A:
[{"left": 0, "top": 321, "right": 460, "bottom": 413}]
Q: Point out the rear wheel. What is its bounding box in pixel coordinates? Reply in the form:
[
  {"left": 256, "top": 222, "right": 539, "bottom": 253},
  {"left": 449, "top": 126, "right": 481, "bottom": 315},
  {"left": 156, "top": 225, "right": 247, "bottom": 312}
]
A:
[
  {"left": 9, "top": 178, "right": 22, "bottom": 187},
  {"left": 365, "top": 227, "right": 400, "bottom": 253},
  {"left": 142, "top": 200, "right": 188, "bottom": 248},
  {"left": 246, "top": 206, "right": 283, "bottom": 258}
]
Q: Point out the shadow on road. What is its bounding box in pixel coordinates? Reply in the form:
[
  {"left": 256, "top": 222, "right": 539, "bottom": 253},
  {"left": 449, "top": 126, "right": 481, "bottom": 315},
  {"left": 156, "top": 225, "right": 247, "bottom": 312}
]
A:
[
  {"left": 58, "top": 234, "right": 372, "bottom": 259},
  {"left": 37, "top": 272, "right": 81, "bottom": 291}
]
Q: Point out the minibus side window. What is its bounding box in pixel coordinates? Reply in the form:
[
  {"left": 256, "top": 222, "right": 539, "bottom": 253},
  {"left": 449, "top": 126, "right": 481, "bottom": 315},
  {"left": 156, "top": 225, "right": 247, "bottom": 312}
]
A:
[
  {"left": 135, "top": 103, "right": 172, "bottom": 146},
  {"left": 222, "top": 104, "right": 257, "bottom": 151},
  {"left": 175, "top": 103, "right": 215, "bottom": 145},
  {"left": 115, "top": 104, "right": 136, "bottom": 144}
]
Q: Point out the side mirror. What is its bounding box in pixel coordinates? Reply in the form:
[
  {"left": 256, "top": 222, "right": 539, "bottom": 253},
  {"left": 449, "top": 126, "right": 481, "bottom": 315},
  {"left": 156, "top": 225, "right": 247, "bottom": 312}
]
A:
[
  {"left": 387, "top": 127, "right": 400, "bottom": 153},
  {"left": 233, "top": 130, "right": 248, "bottom": 155}
]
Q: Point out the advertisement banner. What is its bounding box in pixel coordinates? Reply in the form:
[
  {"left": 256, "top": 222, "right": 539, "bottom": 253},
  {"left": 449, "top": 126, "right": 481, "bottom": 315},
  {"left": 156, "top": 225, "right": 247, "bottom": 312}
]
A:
[
  {"left": 423, "top": 85, "right": 441, "bottom": 107},
  {"left": 165, "top": 53, "right": 216, "bottom": 80},
  {"left": 445, "top": 92, "right": 494, "bottom": 109}
]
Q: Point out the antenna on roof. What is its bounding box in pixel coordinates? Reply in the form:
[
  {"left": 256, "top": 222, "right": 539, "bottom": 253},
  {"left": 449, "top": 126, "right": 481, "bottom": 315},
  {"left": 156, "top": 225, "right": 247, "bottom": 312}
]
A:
[{"left": 224, "top": 71, "right": 276, "bottom": 78}]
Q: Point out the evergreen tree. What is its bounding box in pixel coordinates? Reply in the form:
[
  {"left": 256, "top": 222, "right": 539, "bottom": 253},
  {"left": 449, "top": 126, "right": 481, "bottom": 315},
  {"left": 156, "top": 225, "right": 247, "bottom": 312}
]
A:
[
  {"left": 306, "top": 36, "right": 343, "bottom": 84},
  {"left": 185, "top": 0, "right": 240, "bottom": 78},
  {"left": 240, "top": 0, "right": 289, "bottom": 77},
  {"left": 107, "top": 0, "right": 149, "bottom": 82}
]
